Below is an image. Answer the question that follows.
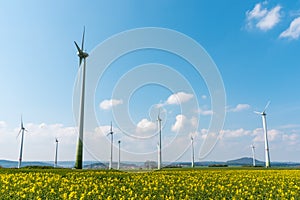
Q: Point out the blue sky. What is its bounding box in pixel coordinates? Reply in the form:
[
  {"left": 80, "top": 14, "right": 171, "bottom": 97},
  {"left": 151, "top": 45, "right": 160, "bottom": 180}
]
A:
[{"left": 1, "top": 1, "right": 300, "bottom": 163}]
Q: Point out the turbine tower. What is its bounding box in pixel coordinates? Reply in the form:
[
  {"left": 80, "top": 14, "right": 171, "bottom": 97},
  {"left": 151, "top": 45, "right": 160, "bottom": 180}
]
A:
[
  {"left": 251, "top": 144, "right": 256, "bottom": 167},
  {"left": 54, "top": 138, "right": 59, "bottom": 168},
  {"left": 191, "top": 136, "right": 195, "bottom": 168},
  {"left": 157, "top": 113, "right": 162, "bottom": 170},
  {"left": 74, "top": 27, "right": 89, "bottom": 169},
  {"left": 255, "top": 101, "right": 271, "bottom": 168},
  {"left": 117, "top": 140, "right": 121, "bottom": 170},
  {"left": 107, "top": 122, "right": 114, "bottom": 170},
  {"left": 17, "top": 116, "right": 27, "bottom": 169}
]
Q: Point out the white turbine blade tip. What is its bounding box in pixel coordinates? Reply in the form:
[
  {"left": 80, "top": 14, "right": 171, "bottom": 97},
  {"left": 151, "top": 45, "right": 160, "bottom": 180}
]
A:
[
  {"left": 16, "top": 130, "right": 21, "bottom": 139},
  {"left": 263, "top": 101, "right": 271, "bottom": 112}
]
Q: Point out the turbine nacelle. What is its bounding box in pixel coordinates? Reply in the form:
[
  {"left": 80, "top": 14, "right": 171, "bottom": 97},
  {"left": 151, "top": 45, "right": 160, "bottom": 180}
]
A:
[
  {"left": 74, "top": 26, "right": 89, "bottom": 67},
  {"left": 77, "top": 51, "right": 89, "bottom": 58},
  {"left": 74, "top": 41, "right": 89, "bottom": 58},
  {"left": 17, "top": 116, "right": 27, "bottom": 138}
]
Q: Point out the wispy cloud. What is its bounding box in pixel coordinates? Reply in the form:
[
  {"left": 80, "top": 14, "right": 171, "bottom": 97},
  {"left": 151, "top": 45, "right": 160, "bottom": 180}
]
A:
[
  {"left": 201, "top": 95, "right": 207, "bottom": 100},
  {"left": 246, "top": 2, "right": 282, "bottom": 31},
  {"left": 227, "top": 104, "right": 250, "bottom": 113},
  {"left": 0, "top": 121, "right": 7, "bottom": 129},
  {"left": 220, "top": 128, "right": 252, "bottom": 138},
  {"left": 253, "top": 128, "right": 281, "bottom": 142},
  {"left": 278, "top": 124, "right": 300, "bottom": 129},
  {"left": 280, "top": 17, "right": 300, "bottom": 39},
  {"left": 197, "top": 108, "right": 213, "bottom": 116},
  {"left": 166, "top": 92, "right": 193, "bottom": 105},
  {"left": 99, "top": 99, "right": 123, "bottom": 110}
]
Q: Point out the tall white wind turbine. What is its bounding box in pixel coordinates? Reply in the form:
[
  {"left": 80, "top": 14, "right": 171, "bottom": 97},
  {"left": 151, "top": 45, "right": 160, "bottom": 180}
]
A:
[
  {"left": 250, "top": 144, "right": 256, "bottom": 167},
  {"left": 107, "top": 122, "right": 114, "bottom": 170},
  {"left": 54, "top": 138, "right": 59, "bottom": 168},
  {"left": 157, "top": 112, "right": 162, "bottom": 170},
  {"left": 74, "top": 27, "right": 89, "bottom": 169},
  {"left": 17, "top": 116, "right": 27, "bottom": 169},
  {"left": 117, "top": 140, "right": 121, "bottom": 170},
  {"left": 191, "top": 136, "right": 195, "bottom": 168},
  {"left": 254, "top": 101, "right": 271, "bottom": 168}
]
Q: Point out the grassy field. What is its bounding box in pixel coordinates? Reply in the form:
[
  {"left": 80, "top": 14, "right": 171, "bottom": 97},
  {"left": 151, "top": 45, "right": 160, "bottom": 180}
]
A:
[{"left": 0, "top": 168, "right": 300, "bottom": 199}]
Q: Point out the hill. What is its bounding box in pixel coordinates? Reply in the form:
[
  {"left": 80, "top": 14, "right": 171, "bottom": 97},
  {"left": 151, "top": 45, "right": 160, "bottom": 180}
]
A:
[{"left": 226, "top": 157, "right": 264, "bottom": 166}]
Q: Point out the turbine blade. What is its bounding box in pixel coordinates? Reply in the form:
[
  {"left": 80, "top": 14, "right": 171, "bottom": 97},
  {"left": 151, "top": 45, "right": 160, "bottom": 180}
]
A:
[
  {"left": 254, "top": 111, "right": 261, "bottom": 115},
  {"left": 263, "top": 101, "right": 271, "bottom": 112},
  {"left": 81, "top": 26, "right": 85, "bottom": 50},
  {"left": 16, "top": 129, "right": 21, "bottom": 139},
  {"left": 21, "top": 115, "right": 23, "bottom": 129},
  {"left": 79, "top": 57, "right": 82, "bottom": 67},
  {"left": 74, "top": 41, "right": 81, "bottom": 53}
]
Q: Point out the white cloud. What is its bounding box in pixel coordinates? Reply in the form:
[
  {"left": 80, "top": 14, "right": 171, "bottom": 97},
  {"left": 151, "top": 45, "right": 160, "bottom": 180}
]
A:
[
  {"left": 136, "top": 119, "right": 156, "bottom": 133},
  {"left": 197, "top": 108, "right": 213, "bottom": 116},
  {"left": 99, "top": 99, "right": 123, "bottom": 110},
  {"left": 257, "top": 5, "right": 281, "bottom": 30},
  {"left": 247, "top": 2, "right": 268, "bottom": 20},
  {"left": 0, "top": 122, "right": 78, "bottom": 161},
  {"left": 199, "top": 129, "right": 218, "bottom": 141},
  {"left": 220, "top": 128, "right": 251, "bottom": 138},
  {"left": 95, "top": 125, "right": 116, "bottom": 136},
  {"left": 171, "top": 114, "right": 198, "bottom": 133},
  {"left": 246, "top": 2, "right": 282, "bottom": 31},
  {"left": 201, "top": 95, "right": 207, "bottom": 100},
  {"left": 171, "top": 115, "right": 187, "bottom": 132},
  {"left": 1, "top": 118, "right": 300, "bottom": 162},
  {"left": 279, "top": 124, "right": 300, "bottom": 129},
  {"left": 228, "top": 104, "right": 250, "bottom": 112},
  {"left": 166, "top": 92, "right": 193, "bottom": 105},
  {"left": 0, "top": 121, "right": 7, "bottom": 129},
  {"left": 280, "top": 17, "right": 300, "bottom": 39},
  {"left": 253, "top": 128, "right": 281, "bottom": 142},
  {"left": 283, "top": 133, "right": 299, "bottom": 145}
]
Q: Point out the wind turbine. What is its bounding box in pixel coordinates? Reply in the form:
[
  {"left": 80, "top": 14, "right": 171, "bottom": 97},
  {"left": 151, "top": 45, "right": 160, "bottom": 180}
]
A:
[
  {"left": 117, "top": 140, "right": 121, "bottom": 170},
  {"left": 250, "top": 144, "right": 256, "bottom": 167},
  {"left": 54, "top": 138, "right": 59, "bottom": 168},
  {"left": 17, "top": 116, "right": 27, "bottom": 169},
  {"left": 254, "top": 101, "right": 271, "bottom": 168},
  {"left": 107, "top": 122, "right": 114, "bottom": 170},
  {"left": 157, "top": 112, "right": 162, "bottom": 170},
  {"left": 74, "top": 27, "right": 89, "bottom": 169},
  {"left": 191, "top": 136, "right": 195, "bottom": 168}
]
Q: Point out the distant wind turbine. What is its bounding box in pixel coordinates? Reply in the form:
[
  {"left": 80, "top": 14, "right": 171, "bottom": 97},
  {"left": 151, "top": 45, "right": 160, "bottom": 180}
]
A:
[
  {"left": 250, "top": 144, "right": 256, "bottom": 167},
  {"left": 17, "top": 115, "right": 27, "bottom": 169},
  {"left": 54, "top": 138, "right": 59, "bottom": 168},
  {"left": 74, "top": 27, "right": 89, "bottom": 169},
  {"left": 254, "top": 101, "right": 271, "bottom": 168},
  {"left": 191, "top": 136, "right": 195, "bottom": 168},
  {"left": 117, "top": 140, "right": 121, "bottom": 170},
  {"left": 157, "top": 112, "right": 162, "bottom": 170},
  {"left": 107, "top": 122, "right": 114, "bottom": 170}
]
